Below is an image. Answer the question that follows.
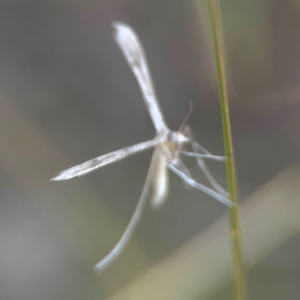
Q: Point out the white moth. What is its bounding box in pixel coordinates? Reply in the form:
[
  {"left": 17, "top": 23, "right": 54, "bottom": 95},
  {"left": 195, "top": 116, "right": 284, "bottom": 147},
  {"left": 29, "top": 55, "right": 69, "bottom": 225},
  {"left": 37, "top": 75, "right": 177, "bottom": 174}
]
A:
[{"left": 51, "top": 22, "right": 233, "bottom": 272}]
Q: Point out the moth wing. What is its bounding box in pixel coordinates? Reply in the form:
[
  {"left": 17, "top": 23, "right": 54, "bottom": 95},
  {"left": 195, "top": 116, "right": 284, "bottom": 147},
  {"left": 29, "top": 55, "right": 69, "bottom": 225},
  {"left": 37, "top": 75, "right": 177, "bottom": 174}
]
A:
[
  {"left": 112, "top": 22, "right": 169, "bottom": 133},
  {"left": 51, "top": 139, "right": 160, "bottom": 181}
]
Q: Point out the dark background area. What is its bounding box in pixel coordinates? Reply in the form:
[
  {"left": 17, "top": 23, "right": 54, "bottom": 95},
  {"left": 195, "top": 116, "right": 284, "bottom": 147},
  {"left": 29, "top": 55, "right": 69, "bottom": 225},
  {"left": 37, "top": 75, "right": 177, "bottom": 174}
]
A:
[{"left": 0, "top": 0, "right": 300, "bottom": 299}]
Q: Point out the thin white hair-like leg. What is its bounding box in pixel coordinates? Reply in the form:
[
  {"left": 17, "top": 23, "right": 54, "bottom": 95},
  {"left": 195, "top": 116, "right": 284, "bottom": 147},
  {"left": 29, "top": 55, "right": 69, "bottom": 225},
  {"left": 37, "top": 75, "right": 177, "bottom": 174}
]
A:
[
  {"left": 184, "top": 126, "right": 229, "bottom": 198},
  {"left": 193, "top": 141, "right": 213, "bottom": 155},
  {"left": 168, "top": 164, "right": 233, "bottom": 207},
  {"left": 173, "top": 158, "right": 192, "bottom": 178},
  {"left": 94, "top": 149, "right": 158, "bottom": 272},
  {"left": 191, "top": 142, "right": 229, "bottom": 198},
  {"left": 172, "top": 158, "right": 193, "bottom": 190},
  {"left": 112, "top": 22, "right": 169, "bottom": 134},
  {"left": 179, "top": 151, "right": 226, "bottom": 162}
]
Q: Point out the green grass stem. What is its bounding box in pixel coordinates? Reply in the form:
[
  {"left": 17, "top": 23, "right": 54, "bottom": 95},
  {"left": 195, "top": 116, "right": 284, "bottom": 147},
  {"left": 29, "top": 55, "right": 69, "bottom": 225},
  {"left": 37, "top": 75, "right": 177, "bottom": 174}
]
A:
[{"left": 207, "top": 1, "right": 247, "bottom": 299}]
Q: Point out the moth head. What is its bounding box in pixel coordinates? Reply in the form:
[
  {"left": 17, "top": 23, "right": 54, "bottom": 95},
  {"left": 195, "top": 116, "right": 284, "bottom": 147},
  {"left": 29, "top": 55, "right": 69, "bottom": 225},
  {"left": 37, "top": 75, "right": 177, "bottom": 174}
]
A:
[{"left": 169, "top": 132, "right": 190, "bottom": 144}]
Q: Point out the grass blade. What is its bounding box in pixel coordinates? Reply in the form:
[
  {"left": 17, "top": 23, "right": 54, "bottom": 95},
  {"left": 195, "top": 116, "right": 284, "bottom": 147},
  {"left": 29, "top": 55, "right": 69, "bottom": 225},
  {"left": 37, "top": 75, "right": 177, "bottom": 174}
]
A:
[{"left": 207, "top": 1, "right": 247, "bottom": 299}]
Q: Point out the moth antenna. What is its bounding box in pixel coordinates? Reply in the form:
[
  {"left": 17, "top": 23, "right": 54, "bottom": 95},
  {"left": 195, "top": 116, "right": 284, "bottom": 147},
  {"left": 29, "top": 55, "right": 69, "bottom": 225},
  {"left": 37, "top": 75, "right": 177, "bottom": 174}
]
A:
[{"left": 179, "top": 100, "right": 193, "bottom": 133}]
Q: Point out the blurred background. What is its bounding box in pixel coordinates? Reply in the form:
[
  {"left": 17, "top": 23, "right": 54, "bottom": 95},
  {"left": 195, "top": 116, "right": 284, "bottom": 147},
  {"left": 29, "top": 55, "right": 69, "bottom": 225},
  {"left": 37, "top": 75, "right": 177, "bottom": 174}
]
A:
[{"left": 1, "top": 0, "right": 300, "bottom": 299}]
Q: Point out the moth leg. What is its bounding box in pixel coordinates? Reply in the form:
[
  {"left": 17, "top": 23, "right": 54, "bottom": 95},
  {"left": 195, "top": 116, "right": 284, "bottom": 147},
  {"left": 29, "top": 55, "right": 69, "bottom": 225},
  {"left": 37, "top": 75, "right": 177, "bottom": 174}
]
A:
[
  {"left": 172, "top": 158, "right": 193, "bottom": 190},
  {"left": 168, "top": 163, "right": 233, "bottom": 207},
  {"left": 94, "top": 150, "right": 158, "bottom": 272},
  {"left": 183, "top": 126, "right": 227, "bottom": 157},
  {"left": 179, "top": 151, "right": 226, "bottom": 162},
  {"left": 184, "top": 126, "right": 229, "bottom": 198}
]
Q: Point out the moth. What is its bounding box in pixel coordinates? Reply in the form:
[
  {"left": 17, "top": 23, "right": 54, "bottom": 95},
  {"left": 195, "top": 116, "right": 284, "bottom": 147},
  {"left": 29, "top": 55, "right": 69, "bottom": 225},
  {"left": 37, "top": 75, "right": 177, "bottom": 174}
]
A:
[{"left": 51, "top": 22, "right": 232, "bottom": 272}]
